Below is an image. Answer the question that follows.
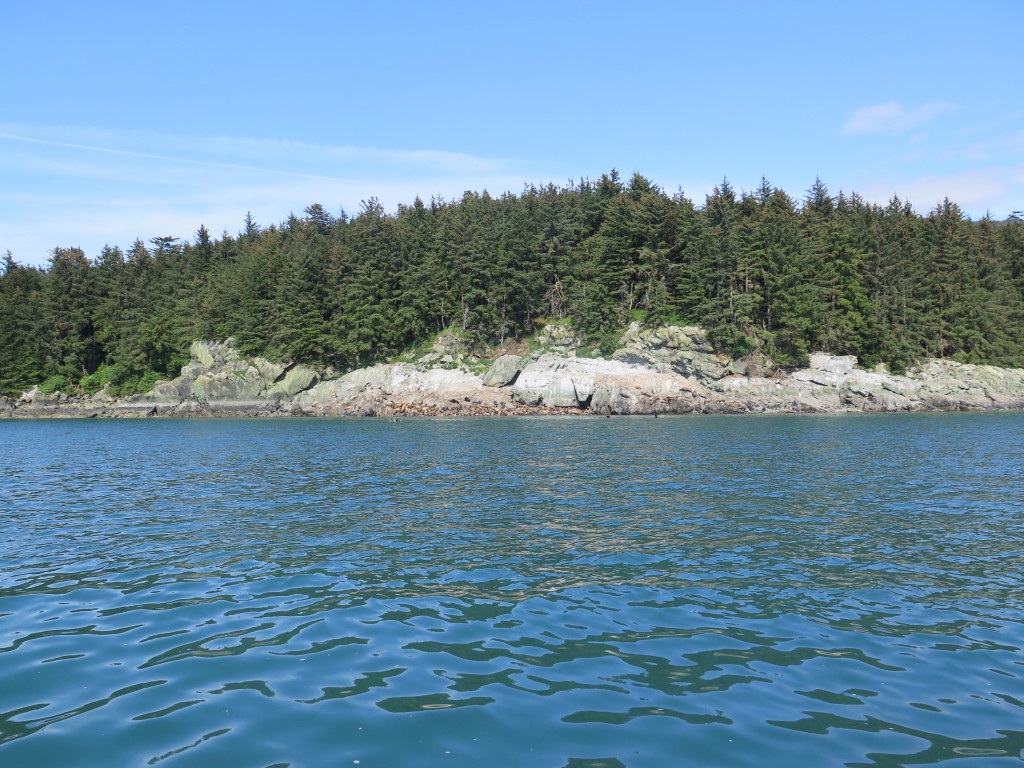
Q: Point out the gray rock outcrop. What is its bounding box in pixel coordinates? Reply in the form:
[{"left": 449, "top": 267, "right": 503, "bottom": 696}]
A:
[
  {"left": 90, "top": 383, "right": 116, "bottom": 403},
  {"left": 511, "top": 355, "right": 709, "bottom": 413},
  {"left": 267, "top": 366, "right": 319, "bottom": 400},
  {"left": 482, "top": 355, "right": 524, "bottom": 387},
  {"left": 291, "top": 363, "right": 518, "bottom": 416},
  {"left": 536, "top": 323, "right": 582, "bottom": 356},
  {"left": 128, "top": 339, "right": 319, "bottom": 405},
  {"left": 5, "top": 326, "right": 1024, "bottom": 419},
  {"left": 189, "top": 339, "right": 239, "bottom": 369},
  {"left": 613, "top": 323, "right": 736, "bottom": 381},
  {"left": 19, "top": 386, "right": 50, "bottom": 405},
  {"left": 713, "top": 354, "right": 1024, "bottom": 413}
]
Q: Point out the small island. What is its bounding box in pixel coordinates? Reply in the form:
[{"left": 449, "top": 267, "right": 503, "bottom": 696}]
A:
[{"left": 3, "top": 173, "right": 1023, "bottom": 417}]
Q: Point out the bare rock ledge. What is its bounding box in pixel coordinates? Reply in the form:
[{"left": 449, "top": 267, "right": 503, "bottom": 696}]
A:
[{"left": 6, "top": 328, "right": 1024, "bottom": 419}]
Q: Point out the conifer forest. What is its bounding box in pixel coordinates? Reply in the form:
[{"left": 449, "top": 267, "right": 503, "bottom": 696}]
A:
[{"left": 2, "top": 173, "right": 1023, "bottom": 398}]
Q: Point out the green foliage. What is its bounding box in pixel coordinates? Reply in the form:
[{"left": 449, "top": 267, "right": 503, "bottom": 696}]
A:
[
  {"left": 113, "top": 370, "right": 165, "bottom": 397},
  {"left": 38, "top": 375, "right": 68, "bottom": 394},
  {"left": 575, "top": 343, "right": 605, "bottom": 359},
  {"left": 598, "top": 330, "right": 622, "bottom": 357},
  {"left": 733, "top": 334, "right": 757, "bottom": 358},
  {"left": 79, "top": 363, "right": 128, "bottom": 394}
]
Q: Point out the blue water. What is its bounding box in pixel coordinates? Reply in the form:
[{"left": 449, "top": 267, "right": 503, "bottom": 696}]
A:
[{"left": 1, "top": 413, "right": 1023, "bottom": 767}]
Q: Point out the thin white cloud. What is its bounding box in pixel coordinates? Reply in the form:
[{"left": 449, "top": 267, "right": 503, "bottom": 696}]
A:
[
  {"left": 956, "top": 130, "right": 1024, "bottom": 163},
  {"left": 0, "top": 124, "right": 518, "bottom": 178},
  {"left": 841, "top": 100, "right": 955, "bottom": 136},
  {"left": 0, "top": 131, "right": 346, "bottom": 182},
  {"left": 857, "top": 164, "right": 1024, "bottom": 215},
  {"left": 0, "top": 124, "right": 545, "bottom": 265},
  {"left": 957, "top": 111, "right": 1024, "bottom": 137}
]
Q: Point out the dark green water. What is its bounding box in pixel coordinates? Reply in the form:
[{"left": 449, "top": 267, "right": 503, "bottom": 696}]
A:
[{"left": 1, "top": 414, "right": 1023, "bottom": 767}]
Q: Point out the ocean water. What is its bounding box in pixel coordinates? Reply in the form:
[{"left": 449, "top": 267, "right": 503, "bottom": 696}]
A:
[{"left": 1, "top": 413, "right": 1022, "bottom": 768}]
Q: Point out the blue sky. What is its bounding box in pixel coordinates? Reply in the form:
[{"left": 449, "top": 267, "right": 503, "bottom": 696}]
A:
[{"left": 2, "top": 0, "right": 1022, "bottom": 266}]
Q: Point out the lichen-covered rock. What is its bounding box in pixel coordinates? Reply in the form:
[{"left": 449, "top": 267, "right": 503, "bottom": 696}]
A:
[
  {"left": 256, "top": 359, "right": 289, "bottom": 386},
  {"left": 267, "top": 366, "right": 318, "bottom": 399},
  {"left": 192, "top": 366, "right": 266, "bottom": 401},
  {"left": 614, "top": 323, "right": 731, "bottom": 382},
  {"left": 126, "top": 340, "right": 320, "bottom": 404},
  {"left": 536, "top": 323, "right": 582, "bottom": 355},
  {"left": 987, "top": 393, "right": 1024, "bottom": 409},
  {"left": 189, "top": 339, "right": 239, "bottom": 369},
  {"left": 142, "top": 380, "right": 187, "bottom": 402},
  {"left": 482, "top": 355, "right": 523, "bottom": 387},
  {"left": 190, "top": 341, "right": 215, "bottom": 368},
  {"left": 431, "top": 332, "right": 469, "bottom": 357}
]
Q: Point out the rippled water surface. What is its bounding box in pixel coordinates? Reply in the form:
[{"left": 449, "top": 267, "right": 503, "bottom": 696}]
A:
[{"left": 2, "top": 413, "right": 1023, "bottom": 767}]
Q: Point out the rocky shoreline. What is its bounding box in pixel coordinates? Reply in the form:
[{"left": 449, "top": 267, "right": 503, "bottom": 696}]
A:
[{"left": 5, "top": 324, "right": 1024, "bottom": 419}]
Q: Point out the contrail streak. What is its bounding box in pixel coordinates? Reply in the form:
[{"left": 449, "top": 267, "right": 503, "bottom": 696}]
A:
[{"left": 0, "top": 132, "right": 345, "bottom": 182}]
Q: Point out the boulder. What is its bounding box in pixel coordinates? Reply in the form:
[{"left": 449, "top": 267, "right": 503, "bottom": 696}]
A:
[
  {"left": 511, "top": 358, "right": 594, "bottom": 407},
  {"left": 988, "top": 393, "right": 1024, "bottom": 409},
  {"left": 127, "top": 339, "right": 323, "bottom": 404},
  {"left": 792, "top": 368, "right": 844, "bottom": 387},
  {"left": 190, "top": 341, "right": 216, "bottom": 368},
  {"left": 256, "top": 358, "right": 289, "bottom": 386},
  {"left": 842, "top": 370, "right": 890, "bottom": 398},
  {"left": 482, "top": 355, "right": 524, "bottom": 387},
  {"left": 292, "top": 362, "right": 512, "bottom": 416},
  {"left": 919, "top": 393, "right": 963, "bottom": 410},
  {"left": 842, "top": 389, "right": 916, "bottom": 412},
  {"left": 881, "top": 378, "right": 919, "bottom": 397},
  {"left": 138, "top": 379, "right": 187, "bottom": 403},
  {"left": 90, "top": 383, "right": 116, "bottom": 403},
  {"left": 808, "top": 353, "right": 857, "bottom": 374},
  {"left": 713, "top": 375, "right": 845, "bottom": 413},
  {"left": 19, "top": 386, "right": 49, "bottom": 404},
  {"left": 267, "top": 365, "right": 319, "bottom": 399}
]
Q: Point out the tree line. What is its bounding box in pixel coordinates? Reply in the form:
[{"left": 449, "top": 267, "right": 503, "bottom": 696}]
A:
[{"left": 2, "top": 172, "right": 1023, "bottom": 397}]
